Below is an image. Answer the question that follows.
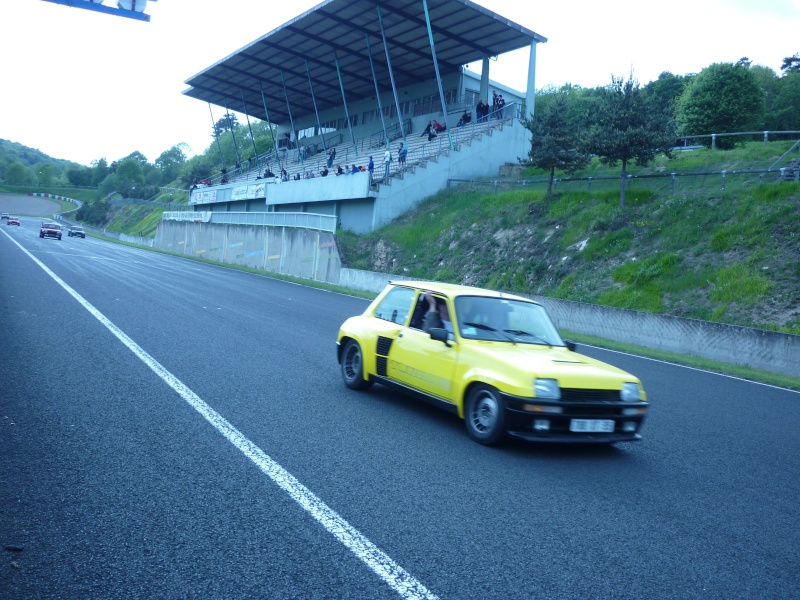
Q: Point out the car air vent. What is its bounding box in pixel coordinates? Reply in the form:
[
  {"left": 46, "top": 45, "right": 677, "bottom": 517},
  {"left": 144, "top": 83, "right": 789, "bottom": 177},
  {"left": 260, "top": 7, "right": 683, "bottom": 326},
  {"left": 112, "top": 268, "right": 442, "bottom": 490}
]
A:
[
  {"left": 376, "top": 356, "right": 388, "bottom": 377},
  {"left": 560, "top": 389, "right": 621, "bottom": 402},
  {"left": 376, "top": 336, "right": 393, "bottom": 356}
]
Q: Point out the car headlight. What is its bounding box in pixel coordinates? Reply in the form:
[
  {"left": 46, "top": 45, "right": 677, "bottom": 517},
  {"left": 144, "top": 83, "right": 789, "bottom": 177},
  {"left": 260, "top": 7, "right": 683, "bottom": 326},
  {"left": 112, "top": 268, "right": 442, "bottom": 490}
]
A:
[
  {"left": 620, "top": 382, "right": 641, "bottom": 402},
  {"left": 534, "top": 378, "right": 560, "bottom": 400}
]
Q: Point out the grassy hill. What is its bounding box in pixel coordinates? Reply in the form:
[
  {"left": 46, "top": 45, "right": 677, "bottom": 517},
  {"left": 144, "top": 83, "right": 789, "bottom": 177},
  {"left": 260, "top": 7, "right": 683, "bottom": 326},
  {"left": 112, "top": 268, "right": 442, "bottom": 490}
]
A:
[{"left": 338, "top": 141, "right": 800, "bottom": 334}]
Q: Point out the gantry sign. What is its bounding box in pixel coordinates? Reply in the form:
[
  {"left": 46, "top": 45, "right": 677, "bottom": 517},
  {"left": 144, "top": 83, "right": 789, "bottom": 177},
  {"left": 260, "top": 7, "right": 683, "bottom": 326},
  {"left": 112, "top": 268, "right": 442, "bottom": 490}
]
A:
[{"left": 41, "top": 0, "right": 157, "bottom": 23}]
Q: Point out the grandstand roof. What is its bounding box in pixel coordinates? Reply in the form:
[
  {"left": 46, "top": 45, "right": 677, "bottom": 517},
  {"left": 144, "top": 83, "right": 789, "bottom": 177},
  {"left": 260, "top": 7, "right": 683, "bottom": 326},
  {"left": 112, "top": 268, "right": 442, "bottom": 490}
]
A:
[{"left": 182, "top": 0, "right": 546, "bottom": 125}]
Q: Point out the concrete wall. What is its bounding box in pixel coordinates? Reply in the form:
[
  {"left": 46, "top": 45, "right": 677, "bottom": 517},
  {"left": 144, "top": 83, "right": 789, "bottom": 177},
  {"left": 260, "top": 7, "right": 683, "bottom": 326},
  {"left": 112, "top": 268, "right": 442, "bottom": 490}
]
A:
[
  {"left": 532, "top": 296, "right": 799, "bottom": 379},
  {"left": 154, "top": 220, "right": 340, "bottom": 283},
  {"left": 371, "top": 120, "right": 530, "bottom": 230}
]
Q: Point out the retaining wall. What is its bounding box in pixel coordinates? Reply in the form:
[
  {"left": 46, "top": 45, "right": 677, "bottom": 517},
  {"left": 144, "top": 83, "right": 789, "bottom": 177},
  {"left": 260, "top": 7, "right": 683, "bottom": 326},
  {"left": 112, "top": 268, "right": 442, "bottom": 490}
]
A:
[{"left": 154, "top": 220, "right": 340, "bottom": 283}]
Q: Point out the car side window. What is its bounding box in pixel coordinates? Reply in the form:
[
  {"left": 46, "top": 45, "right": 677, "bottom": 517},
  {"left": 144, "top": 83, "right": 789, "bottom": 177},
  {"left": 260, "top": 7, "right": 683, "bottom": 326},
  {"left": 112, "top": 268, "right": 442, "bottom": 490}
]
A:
[{"left": 373, "top": 287, "right": 416, "bottom": 325}]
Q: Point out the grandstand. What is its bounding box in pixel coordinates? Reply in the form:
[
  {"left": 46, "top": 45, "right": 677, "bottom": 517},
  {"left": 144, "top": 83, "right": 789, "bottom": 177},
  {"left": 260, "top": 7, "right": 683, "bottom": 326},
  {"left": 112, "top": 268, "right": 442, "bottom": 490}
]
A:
[{"left": 180, "top": 0, "right": 546, "bottom": 233}]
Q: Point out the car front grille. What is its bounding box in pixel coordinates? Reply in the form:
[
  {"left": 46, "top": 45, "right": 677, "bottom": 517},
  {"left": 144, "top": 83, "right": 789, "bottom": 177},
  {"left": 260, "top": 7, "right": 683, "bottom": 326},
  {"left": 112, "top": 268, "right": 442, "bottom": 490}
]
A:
[{"left": 560, "top": 389, "right": 622, "bottom": 403}]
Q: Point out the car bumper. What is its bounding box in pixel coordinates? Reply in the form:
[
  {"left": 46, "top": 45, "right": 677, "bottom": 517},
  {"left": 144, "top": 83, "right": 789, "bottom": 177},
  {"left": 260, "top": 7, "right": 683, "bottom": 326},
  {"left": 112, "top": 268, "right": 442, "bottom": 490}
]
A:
[{"left": 501, "top": 393, "right": 647, "bottom": 443}]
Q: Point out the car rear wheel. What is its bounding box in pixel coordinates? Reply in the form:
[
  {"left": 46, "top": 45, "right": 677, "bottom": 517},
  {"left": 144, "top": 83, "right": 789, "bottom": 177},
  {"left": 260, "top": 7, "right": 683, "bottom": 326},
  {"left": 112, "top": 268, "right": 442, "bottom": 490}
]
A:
[
  {"left": 341, "top": 340, "right": 372, "bottom": 391},
  {"left": 465, "top": 384, "right": 506, "bottom": 445}
]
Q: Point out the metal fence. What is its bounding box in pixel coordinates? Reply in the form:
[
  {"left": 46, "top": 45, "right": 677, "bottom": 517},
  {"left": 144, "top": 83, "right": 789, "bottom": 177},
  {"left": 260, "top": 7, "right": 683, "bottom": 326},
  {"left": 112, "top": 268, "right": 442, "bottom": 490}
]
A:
[{"left": 450, "top": 167, "right": 799, "bottom": 197}]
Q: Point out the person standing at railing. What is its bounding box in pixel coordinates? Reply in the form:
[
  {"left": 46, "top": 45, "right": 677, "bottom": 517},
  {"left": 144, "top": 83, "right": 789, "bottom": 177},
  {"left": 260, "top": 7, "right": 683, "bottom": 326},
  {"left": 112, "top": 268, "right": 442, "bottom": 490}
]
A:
[
  {"left": 327, "top": 147, "right": 336, "bottom": 168},
  {"left": 384, "top": 147, "right": 392, "bottom": 181},
  {"left": 368, "top": 156, "right": 374, "bottom": 184},
  {"left": 476, "top": 99, "right": 487, "bottom": 123},
  {"left": 497, "top": 94, "right": 505, "bottom": 118},
  {"left": 398, "top": 142, "right": 407, "bottom": 171}
]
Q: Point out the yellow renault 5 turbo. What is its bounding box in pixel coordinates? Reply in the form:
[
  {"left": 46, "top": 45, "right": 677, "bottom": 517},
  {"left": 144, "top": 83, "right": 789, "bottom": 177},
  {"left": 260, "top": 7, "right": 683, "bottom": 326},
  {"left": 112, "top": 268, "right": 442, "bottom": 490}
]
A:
[{"left": 336, "top": 281, "right": 648, "bottom": 445}]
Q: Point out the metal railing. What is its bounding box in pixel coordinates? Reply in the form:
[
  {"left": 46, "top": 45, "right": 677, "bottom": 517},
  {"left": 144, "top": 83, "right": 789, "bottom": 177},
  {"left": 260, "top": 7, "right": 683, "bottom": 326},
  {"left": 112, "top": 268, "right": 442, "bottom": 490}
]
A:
[
  {"left": 163, "top": 210, "right": 337, "bottom": 233},
  {"left": 449, "top": 166, "right": 800, "bottom": 196}
]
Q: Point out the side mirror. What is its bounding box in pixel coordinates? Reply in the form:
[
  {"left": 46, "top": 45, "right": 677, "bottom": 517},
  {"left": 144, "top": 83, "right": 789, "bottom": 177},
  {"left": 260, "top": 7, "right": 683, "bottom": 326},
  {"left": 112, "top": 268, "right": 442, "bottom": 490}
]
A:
[
  {"left": 429, "top": 328, "right": 452, "bottom": 347},
  {"left": 564, "top": 339, "right": 577, "bottom": 352}
]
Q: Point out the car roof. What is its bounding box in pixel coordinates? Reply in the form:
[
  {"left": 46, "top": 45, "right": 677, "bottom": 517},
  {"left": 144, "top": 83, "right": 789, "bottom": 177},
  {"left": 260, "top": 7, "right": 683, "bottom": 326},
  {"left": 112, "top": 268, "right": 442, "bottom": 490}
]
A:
[{"left": 389, "top": 280, "right": 536, "bottom": 303}]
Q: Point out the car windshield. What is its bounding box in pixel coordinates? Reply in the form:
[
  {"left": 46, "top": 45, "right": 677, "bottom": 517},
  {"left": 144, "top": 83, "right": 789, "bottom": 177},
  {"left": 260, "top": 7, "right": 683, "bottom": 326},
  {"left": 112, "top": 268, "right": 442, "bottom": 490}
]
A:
[
  {"left": 454, "top": 296, "right": 565, "bottom": 345},
  {"left": 73, "top": 227, "right": 83, "bottom": 231}
]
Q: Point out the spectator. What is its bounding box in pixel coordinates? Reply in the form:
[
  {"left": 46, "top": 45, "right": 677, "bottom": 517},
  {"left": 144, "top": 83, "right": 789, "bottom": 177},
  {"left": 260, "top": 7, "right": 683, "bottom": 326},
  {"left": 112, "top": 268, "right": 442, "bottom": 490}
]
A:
[
  {"left": 497, "top": 94, "right": 505, "bottom": 118},
  {"left": 320, "top": 166, "right": 329, "bottom": 177},
  {"left": 336, "top": 164, "right": 344, "bottom": 176},
  {"left": 368, "top": 156, "right": 374, "bottom": 183},
  {"left": 384, "top": 147, "right": 392, "bottom": 180},
  {"left": 235, "top": 159, "right": 241, "bottom": 175},
  {"left": 398, "top": 142, "right": 407, "bottom": 171},
  {"left": 476, "top": 99, "right": 486, "bottom": 122},
  {"left": 432, "top": 120, "right": 446, "bottom": 133},
  {"left": 351, "top": 164, "right": 360, "bottom": 174},
  {"left": 281, "top": 168, "right": 289, "bottom": 182},
  {"left": 327, "top": 147, "right": 336, "bottom": 168},
  {"left": 456, "top": 110, "right": 471, "bottom": 127}
]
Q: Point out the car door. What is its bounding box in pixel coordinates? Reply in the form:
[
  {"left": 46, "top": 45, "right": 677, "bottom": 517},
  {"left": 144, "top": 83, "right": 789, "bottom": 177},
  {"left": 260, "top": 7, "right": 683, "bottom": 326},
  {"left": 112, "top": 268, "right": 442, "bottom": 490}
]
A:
[{"left": 387, "top": 293, "right": 459, "bottom": 402}]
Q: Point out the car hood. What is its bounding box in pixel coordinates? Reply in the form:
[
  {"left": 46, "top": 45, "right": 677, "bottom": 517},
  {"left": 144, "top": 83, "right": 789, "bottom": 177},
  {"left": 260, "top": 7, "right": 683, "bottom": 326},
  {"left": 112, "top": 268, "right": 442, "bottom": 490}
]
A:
[{"left": 467, "top": 342, "right": 640, "bottom": 388}]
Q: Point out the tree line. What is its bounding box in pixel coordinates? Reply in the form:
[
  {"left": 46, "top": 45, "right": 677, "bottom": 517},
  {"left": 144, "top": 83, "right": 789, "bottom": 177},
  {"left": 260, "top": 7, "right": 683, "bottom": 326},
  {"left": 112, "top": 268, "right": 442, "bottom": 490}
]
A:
[{"left": 524, "top": 55, "right": 800, "bottom": 204}]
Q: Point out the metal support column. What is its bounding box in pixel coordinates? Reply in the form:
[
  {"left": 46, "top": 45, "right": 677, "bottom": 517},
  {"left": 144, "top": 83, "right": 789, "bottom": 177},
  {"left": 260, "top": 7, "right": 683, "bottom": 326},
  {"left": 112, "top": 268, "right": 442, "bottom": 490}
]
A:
[
  {"left": 377, "top": 7, "right": 407, "bottom": 149},
  {"left": 223, "top": 98, "right": 241, "bottom": 166},
  {"left": 366, "top": 34, "right": 390, "bottom": 150},
  {"left": 334, "top": 51, "right": 358, "bottom": 158},
  {"left": 525, "top": 41, "right": 538, "bottom": 119},
  {"left": 421, "top": 0, "right": 453, "bottom": 150},
  {"left": 208, "top": 103, "right": 225, "bottom": 170},
  {"left": 280, "top": 71, "right": 303, "bottom": 170},
  {"left": 240, "top": 89, "right": 260, "bottom": 171},
  {"left": 259, "top": 84, "right": 281, "bottom": 172},
  {"left": 305, "top": 60, "right": 327, "bottom": 156}
]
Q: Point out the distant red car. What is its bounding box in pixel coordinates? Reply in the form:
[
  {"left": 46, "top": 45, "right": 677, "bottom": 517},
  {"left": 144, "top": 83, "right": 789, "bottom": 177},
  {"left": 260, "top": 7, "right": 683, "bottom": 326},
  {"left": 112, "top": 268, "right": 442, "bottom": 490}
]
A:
[
  {"left": 7, "top": 216, "right": 20, "bottom": 226},
  {"left": 40, "top": 222, "right": 62, "bottom": 240}
]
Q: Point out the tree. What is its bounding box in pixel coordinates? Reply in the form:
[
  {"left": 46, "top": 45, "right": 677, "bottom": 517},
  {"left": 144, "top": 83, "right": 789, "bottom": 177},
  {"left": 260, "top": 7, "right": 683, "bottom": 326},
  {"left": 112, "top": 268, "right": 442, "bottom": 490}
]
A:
[
  {"left": 114, "top": 157, "right": 145, "bottom": 197},
  {"left": 772, "top": 71, "right": 800, "bottom": 130},
  {"left": 675, "top": 62, "right": 765, "bottom": 148},
  {"left": 155, "top": 144, "right": 187, "bottom": 184},
  {"left": 781, "top": 53, "right": 800, "bottom": 74},
  {"left": 524, "top": 88, "right": 590, "bottom": 194},
  {"left": 643, "top": 72, "right": 690, "bottom": 120},
  {"left": 4, "top": 161, "right": 28, "bottom": 185},
  {"left": 213, "top": 114, "right": 239, "bottom": 138},
  {"left": 91, "top": 158, "right": 109, "bottom": 187},
  {"left": 66, "top": 165, "right": 92, "bottom": 187},
  {"left": 584, "top": 73, "right": 675, "bottom": 206},
  {"left": 36, "top": 163, "right": 55, "bottom": 187}
]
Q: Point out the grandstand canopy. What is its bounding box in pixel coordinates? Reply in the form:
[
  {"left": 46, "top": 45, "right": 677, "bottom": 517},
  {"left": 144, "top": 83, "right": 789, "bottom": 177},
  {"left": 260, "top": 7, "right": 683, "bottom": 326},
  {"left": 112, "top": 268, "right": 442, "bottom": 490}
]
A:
[{"left": 183, "top": 0, "right": 546, "bottom": 125}]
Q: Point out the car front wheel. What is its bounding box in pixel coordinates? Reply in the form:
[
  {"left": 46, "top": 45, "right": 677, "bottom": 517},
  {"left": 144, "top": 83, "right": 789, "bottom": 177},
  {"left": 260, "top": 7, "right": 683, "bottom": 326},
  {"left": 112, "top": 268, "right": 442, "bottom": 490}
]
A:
[
  {"left": 341, "top": 340, "right": 372, "bottom": 391},
  {"left": 465, "top": 384, "right": 507, "bottom": 445}
]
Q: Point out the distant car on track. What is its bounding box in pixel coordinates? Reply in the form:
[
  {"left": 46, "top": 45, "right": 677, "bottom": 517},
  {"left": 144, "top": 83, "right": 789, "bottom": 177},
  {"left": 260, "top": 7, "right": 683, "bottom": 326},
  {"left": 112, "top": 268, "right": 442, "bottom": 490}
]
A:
[
  {"left": 1, "top": 213, "right": 8, "bottom": 220},
  {"left": 337, "top": 281, "right": 648, "bottom": 445},
  {"left": 67, "top": 226, "right": 86, "bottom": 238},
  {"left": 7, "top": 216, "right": 20, "bottom": 226},
  {"left": 40, "top": 222, "right": 62, "bottom": 240}
]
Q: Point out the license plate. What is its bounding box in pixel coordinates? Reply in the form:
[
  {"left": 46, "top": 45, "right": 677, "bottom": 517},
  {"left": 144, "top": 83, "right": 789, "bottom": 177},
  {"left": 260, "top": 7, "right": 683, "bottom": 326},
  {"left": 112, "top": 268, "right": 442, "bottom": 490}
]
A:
[{"left": 570, "top": 419, "right": 615, "bottom": 433}]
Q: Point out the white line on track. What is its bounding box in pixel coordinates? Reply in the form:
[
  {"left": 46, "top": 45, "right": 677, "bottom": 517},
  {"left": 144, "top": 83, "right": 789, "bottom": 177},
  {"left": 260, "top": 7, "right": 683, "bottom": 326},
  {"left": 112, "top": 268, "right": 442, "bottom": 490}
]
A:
[{"left": 4, "top": 231, "right": 439, "bottom": 600}]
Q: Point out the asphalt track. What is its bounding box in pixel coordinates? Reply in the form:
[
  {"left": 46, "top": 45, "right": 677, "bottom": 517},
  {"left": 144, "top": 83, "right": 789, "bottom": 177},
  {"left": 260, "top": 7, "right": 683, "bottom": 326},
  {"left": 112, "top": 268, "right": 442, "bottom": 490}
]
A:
[{"left": 1, "top": 220, "right": 799, "bottom": 599}]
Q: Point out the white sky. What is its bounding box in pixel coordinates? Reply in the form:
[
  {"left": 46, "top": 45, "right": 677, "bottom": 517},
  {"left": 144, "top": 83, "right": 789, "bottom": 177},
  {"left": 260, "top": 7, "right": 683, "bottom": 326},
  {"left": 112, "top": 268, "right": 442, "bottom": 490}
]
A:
[{"left": 2, "top": 0, "right": 798, "bottom": 166}]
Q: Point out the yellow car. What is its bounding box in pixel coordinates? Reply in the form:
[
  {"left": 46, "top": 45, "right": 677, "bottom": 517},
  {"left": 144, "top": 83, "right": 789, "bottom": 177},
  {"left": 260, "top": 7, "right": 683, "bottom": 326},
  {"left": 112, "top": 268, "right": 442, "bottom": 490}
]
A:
[{"left": 336, "top": 281, "right": 648, "bottom": 445}]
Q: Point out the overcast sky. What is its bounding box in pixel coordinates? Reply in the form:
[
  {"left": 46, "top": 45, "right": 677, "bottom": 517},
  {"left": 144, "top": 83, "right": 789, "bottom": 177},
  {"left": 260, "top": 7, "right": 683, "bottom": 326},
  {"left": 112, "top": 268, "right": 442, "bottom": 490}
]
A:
[{"left": 2, "top": 0, "right": 798, "bottom": 166}]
